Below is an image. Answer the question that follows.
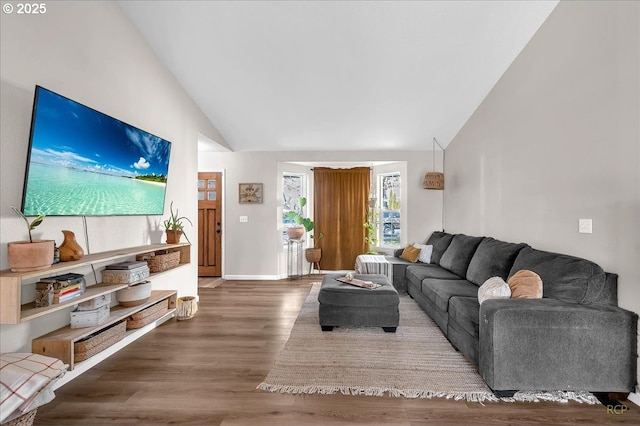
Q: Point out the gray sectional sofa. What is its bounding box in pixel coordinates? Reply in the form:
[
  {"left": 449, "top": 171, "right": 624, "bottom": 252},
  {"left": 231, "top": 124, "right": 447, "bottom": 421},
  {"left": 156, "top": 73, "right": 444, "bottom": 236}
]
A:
[{"left": 387, "top": 231, "right": 638, "bottom": 395}]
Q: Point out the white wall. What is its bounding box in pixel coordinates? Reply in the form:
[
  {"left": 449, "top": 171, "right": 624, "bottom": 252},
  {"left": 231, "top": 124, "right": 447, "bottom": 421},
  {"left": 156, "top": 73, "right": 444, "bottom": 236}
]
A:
[
  {"left": 199, "top": 150, "right": 442, "bottom": 278},
  {"left": 0, "top": 1, "right": 226, "bottom": 352},
  {"left": 445, "top": 0, "right": 640, "bottom": 383}
]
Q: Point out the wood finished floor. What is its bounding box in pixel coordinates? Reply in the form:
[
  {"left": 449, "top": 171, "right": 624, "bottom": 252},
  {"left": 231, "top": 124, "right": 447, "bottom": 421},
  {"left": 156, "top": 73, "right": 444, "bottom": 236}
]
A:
[{"left": 35, "top": 277, "right": 640, "bottom": 425}]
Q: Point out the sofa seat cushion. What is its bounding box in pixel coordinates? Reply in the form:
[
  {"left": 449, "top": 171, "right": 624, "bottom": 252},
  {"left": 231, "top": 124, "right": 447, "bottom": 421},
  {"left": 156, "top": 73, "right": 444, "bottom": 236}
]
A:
[
  {"left": 448, "top": 296, "right": 480, "bottom": 339},
  {"left": 439, "top": 234, "right": 484, "bottom": 278},
  {"left": 420, "top": 278, "right": 478, "bottom": 312},
  {"left": 406, "top": 264, "right": 463, "bottom": 284},
  {"left": 425, "top": 231, "right": 454, "bottom": 265},
  {"left": 466, "top": 238, "right": 528, "bottom": 286},
  {"left": 509, "top": 247, "right": 606, "bottom": 304}
]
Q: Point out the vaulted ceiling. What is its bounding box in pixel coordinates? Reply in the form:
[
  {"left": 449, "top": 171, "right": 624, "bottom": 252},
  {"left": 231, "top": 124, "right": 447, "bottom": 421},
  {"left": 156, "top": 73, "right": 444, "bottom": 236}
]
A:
[{"left": 119, "top": 1, "right": 558, "bottom": 152}]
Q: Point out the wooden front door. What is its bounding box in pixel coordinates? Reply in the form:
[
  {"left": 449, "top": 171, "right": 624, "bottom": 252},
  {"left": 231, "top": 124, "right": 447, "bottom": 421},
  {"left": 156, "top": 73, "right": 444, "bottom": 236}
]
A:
[{"left": 198, "top": 172, "right": 222, "bottom": 276}]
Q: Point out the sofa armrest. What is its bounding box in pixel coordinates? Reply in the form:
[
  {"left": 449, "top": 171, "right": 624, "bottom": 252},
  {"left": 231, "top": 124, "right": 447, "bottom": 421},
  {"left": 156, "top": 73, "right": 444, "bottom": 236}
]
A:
[
  {"left": 385, "top": 255, "right": 413, "bottom": 292},
  {"left": 479, "top": 298, "right": 637, "bottom": 392}
]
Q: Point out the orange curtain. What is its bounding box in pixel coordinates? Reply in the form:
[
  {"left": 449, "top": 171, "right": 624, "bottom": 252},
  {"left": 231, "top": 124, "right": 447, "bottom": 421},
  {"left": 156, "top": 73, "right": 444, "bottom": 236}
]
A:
[{"left": 314, "top": 167, "right": 370, "bottom": 270}]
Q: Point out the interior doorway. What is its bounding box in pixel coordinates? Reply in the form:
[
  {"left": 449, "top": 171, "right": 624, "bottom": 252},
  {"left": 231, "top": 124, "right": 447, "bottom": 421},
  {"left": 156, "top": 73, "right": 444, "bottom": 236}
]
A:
[{"left": 198, "top": 172, "right": 222, "bottom": 276}]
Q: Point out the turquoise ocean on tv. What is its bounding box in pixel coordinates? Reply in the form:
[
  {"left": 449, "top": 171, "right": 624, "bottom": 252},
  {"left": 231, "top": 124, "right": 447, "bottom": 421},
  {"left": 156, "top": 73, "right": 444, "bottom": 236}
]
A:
[{"left": 23, "top": 162, "right": 166, "bottom": 216}]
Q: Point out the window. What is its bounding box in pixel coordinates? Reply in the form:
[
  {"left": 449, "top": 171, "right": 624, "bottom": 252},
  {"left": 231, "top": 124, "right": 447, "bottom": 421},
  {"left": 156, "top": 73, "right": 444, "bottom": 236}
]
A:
[
  {"left": 283, "top": 173, "right": 306, "bottom": 243},
  {"left": 378, "top": 172, "right": 401, "bottom": 247}
]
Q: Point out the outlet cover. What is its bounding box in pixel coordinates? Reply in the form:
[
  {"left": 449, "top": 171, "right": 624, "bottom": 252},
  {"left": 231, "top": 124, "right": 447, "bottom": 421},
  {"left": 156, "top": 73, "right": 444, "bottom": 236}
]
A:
[
  {"left": 578, "top": 219, "right": 592, "bottom": 234},
  {"left": 239, "top": 216, "right": 248, "bottom": 223}
]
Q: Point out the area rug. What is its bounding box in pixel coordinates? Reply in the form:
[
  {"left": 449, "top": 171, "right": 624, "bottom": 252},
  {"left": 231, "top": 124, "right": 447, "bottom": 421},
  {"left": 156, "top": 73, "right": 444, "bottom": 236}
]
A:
[{"left": 257, "top": 283, "right": 598, "bottom": 404}]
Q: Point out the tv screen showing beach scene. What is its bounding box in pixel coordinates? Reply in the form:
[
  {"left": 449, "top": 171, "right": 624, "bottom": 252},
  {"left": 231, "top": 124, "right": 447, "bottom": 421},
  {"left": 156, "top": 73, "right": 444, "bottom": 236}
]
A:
[{"left": 21, "top": 86, "right": 172, "bottom": 216}]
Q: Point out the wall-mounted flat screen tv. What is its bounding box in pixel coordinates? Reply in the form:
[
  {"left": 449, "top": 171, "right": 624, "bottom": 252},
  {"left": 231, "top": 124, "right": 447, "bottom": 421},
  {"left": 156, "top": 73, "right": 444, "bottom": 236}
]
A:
[{"left": 21, "top": 86, "right": 172, "bottom": 216}]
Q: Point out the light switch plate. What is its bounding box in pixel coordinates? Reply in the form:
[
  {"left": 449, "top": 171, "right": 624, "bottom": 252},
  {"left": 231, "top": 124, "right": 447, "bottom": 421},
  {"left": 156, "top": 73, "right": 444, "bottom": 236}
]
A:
[
  {"left": 578, "top": 219, "right": 592, "bottom": 234},
  {"left": 239, "top": 216, "right": 248, "bottom": 223}
]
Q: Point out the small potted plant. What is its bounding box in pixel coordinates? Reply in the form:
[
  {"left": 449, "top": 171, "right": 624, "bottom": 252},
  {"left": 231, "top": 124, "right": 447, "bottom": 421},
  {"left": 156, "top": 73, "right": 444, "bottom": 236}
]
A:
[
  {"left": 163, "top": 201, "right": 193, "bottom": 244},
  {"left": 306, "top": 231, "right": 324, "bottom": 265},
  {"left": 285, "top": 197, "right": 309, "bottom": 240},
  {"left": 7, "top": 206, "right": 54, "bottom": 272},
  {"left": 286, "top": 197, "right": 325, "bottom": 265}
]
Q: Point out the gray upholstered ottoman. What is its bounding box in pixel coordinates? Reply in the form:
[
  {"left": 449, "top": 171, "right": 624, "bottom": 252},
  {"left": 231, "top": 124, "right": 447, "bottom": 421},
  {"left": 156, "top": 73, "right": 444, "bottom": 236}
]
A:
[{"left": 318, "top": 273, "right": 399, "bottom": 332}]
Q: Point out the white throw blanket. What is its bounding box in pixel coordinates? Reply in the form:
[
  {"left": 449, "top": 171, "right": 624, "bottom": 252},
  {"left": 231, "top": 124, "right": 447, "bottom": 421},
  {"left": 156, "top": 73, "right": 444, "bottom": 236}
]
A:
[{"left": 0, "top": 353, "right": 67, "bottom": 423}]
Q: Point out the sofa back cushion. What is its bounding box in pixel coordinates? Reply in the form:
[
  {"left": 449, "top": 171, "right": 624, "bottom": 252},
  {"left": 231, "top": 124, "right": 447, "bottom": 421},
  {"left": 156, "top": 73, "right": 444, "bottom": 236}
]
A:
[
  {"left": 439, "top": 234, "right": 484, "bottom": 278},
  {"left": 508, "top": 247, "right": 606, "bottom": 304},
  {"left": 425, "top": 231, "right": 454, "bottom": 264},
  {"left": 466, "top": 238, "right": 528, "bottom": 286}
]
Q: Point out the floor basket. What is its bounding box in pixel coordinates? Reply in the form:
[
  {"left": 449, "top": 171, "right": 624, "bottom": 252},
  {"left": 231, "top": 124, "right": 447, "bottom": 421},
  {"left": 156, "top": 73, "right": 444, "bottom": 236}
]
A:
[
  {"left": 142, "top": 251, "right": 181, "bottom": 273},
  {"left": 2, "top": 409, "right": 37, "bottom": 426},
  {"left": 74, "top": 321, "right": 126, "bottom": 363},
  {"left": 126, "top": 300, "right": 169, "bottom": 330},
  {"left": 177, "top": 296, "right": 198, "bottom": 320}
]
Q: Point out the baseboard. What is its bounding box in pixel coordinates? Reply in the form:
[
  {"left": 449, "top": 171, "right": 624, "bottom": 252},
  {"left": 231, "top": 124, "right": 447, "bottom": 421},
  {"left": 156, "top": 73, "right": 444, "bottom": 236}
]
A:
[{"left": 627, "top": 392, "right": 640, "bottom": 407}]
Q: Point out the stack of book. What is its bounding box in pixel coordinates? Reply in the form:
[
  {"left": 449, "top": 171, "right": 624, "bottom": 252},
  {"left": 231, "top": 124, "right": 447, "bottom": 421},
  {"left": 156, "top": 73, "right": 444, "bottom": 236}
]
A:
[{"left": 35, "top": 273, "right": 86, "bottom": 307}]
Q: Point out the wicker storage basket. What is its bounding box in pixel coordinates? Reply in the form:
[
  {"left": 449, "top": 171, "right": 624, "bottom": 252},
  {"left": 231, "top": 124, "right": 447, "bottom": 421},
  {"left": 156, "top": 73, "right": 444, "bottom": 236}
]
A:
[
  {"left": 139, "top": 251, "right": 181, "bottom": 273},
  {"left": 74, "top": 321, "right": 126, "bottom": 363},
  {"left": 126, "top": 300, "right": 169, "bottom": 330},
  {"left": 177, "top": 296, "right": 198, "bottom": 321},
  {"left": 3, "top": 409, "right": 37, "bottom": 426}
]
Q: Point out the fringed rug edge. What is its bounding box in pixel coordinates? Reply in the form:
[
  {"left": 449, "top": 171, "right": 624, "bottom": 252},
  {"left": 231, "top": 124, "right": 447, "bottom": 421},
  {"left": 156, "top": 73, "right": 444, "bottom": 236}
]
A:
[
  {"left": 257, "top": 382, "right": 599, "bottom": 404},
  {"left": 257, "top": 381, "right": 500, "bottom": 403}
]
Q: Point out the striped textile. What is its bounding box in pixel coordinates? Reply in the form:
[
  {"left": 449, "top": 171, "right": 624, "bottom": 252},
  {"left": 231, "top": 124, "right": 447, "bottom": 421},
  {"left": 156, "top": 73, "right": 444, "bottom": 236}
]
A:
[
  {"left": 0, "top": 353, "right": 67, "bottom": 423},
  {"left": 355, "top": 255, "right": 390, "bottom": 278}
]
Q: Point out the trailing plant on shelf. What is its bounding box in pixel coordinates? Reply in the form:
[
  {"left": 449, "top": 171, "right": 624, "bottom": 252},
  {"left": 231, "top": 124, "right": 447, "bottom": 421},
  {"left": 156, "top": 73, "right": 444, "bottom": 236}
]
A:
[{"left": 163, "top": 201, "right": 193, "bottom": 244}]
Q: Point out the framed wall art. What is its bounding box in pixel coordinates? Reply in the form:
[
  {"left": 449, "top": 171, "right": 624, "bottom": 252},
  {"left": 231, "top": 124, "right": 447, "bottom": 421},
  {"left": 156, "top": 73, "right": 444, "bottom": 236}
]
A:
[{"left": 239, "top": 183, "right": 263, "bottom": 204}]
